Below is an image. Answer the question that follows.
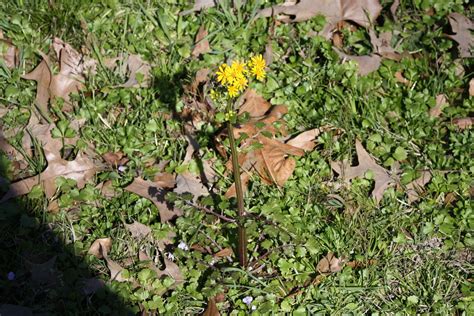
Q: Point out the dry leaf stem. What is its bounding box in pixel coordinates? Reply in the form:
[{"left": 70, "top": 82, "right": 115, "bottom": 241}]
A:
[{"left": 227, "top": 121, "right": 248, "bottom": 268}]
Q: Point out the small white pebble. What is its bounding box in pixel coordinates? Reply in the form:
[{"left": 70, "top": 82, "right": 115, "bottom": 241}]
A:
[
  {"left": 118, "top": 165, "right": 127, "bottom": 173},
  {"left": 251, "top": 305, "right": 257, "bottom": 311},
  {"left": 166, "top": 252, "right": 175, "bottom": 261}
]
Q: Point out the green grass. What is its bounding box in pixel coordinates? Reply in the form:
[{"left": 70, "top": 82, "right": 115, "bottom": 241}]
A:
[{"left": 0, "top": 0, "right": 473, "bottom": 314}]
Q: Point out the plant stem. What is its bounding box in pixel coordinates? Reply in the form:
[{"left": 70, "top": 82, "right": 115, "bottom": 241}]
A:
[{"left": 227, "top": 121, "right": 247, "bottom": 267}]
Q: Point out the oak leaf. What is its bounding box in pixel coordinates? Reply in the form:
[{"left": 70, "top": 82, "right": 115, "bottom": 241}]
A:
[
  {"left": 203, "top": 298, "right": 220, "bottom": 316},
  {"left": 446, "top": 13, "right": 474, "bottom": 58},
  {"left": 192, "top": 25, "right": 210, "bottom": 57},
  {"left": 406, "top": 170, "right": 431, "bottom": 204},
  {"left": 125, "top": 177, "right": 181, "bottom": 222},
  {"left": 331, "top": 139, "right": 394, "bottom": 203},
  {"left": 0, "top": 34, "right": 19, "bottom": 69},
  {"left": 317, "top": 252, "right": 345, "bottom": 274},
  {"left": 259, "top": 0, "right": 382, "bottom": 39}
]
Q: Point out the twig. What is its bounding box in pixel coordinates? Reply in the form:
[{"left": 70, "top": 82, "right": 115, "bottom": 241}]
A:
[{"left": 185, "top": 201, "right": 236, "bottom": 223}]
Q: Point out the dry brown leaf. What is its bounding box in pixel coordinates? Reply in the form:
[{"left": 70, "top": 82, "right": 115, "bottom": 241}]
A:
[
  {"left": 259, "top": 0, "right": 382, "bottom": 39},
  {"left": 124, "top": 221, "right": 152, "bottom": 240},
  {"left": 429, "top": 94, "right": 449, "bottom": 118},
  {"left": 203, "top": 298, "right": 220, "bottom": 316},
  {"left": 394, "top": 71, "right": 411, "bottom": 86},
  {"left": 286, "top": 128, "right": 323, "bottom": 151},
  {"left": 118, "top": 54, "right": 151, "bottom": 88},
  {"left": 180, "top": 0, "right": 221, "bottom": 15},
  {"left": 390, "top": 0, "right": 400, "bottom": 21},
  {"left": 0, "top": 35, "right": 19, "bottom": 69},
  {"left": 225, "top": 172, "right": 250, "bottom": 198},
  {"left": 192, "top": 25, "right": 210, "bottom": 57},
  {"left": 174, "top": 171, "right": 209, "bottom": 201},
  {"left": 331, "top": 140, "right": 394, "bottom": 203},
  {"left": 138, "top": 251, "right": 184, "bottom": 287},
  {"left": 263, "top": 42, "right": 273, "bottom": 65},
  {"left": 125, "top": 177, "right": 182, "bottom": 222},
  {"left": 335, "top": 49, "right": 382, "bottom": 76},
  {"left": 96, "top": 180, "right": 117, "bottom": 199},
  {"left": 23, "top": 38, "right": 91, "bottom": 113},
  {"left": 406, "top": 170, "right": 431, "bottom": 203},
  {"left": 214, "top": 247, "right": 234, "bottom": 258},
  {"left": 469, "top": 78, "right": 474, "bottom": 96},
  {"left": 317, "top": 252, "right": 345, "bottom": 274},
  {"left": 153, "top": 172, "right": 176, "bottom": 188},
  {"left": 369, "top": 29, "right": 401, "bottom": 60},
  {"left": 452, "top": 117, "right": 473, "bottom": 130},
  {"left": 102, "top": 151, "right": 128, "bottom": 166},
  {"left": 238, "top": 89, "right": 272, "bottom": 117},
  {"left": 446, "top": 13, "right": 474, "bottom": 58},
  {"left": 88, "top": 238, "right": 112, "bottom": 259}
]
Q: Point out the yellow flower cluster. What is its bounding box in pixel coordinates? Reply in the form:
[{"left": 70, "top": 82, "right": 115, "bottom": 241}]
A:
[{"left": 215, "top": 54, "right": 266, "bottom": 98}]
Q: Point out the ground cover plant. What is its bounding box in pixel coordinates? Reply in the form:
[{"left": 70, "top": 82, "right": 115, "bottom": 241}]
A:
[{"left": 0, "top": 0, "right": 473, "bottom": 314}]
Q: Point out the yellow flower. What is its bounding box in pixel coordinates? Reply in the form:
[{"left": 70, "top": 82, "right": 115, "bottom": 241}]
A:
[
  {"left": 233, "top": 74, "right": 248, "bottom": 91},
  {"left": 249, "top": 54, "right": 266, "bottom": 81},
  {"left": 216, "top": 63, "right": 230, "bottom": 85},
  {"left": 227, "top": 84, "right": 239, "bottom": 97},
  {"left": 209, "top": 89, "right": 219, "bottom": 101}
]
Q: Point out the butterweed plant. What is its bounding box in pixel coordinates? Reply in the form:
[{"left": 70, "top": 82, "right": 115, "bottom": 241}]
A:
[{"left": 211, "top": 54, "right": 266, "bottom": 267}]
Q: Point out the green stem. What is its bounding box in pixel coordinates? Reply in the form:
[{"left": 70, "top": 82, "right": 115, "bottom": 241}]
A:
[{"left": 227, "top": 120, "right": 247, "bottom": 268}]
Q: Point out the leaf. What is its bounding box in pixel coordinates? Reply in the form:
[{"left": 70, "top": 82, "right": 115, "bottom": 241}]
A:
[
  {"left": 88, "top": 238, "right": 112, "bottom": 259},
  {"left": 214, "top": 247, "right": 234, "bottom": 258},
  {"left": 286, "top": 127, "right": 324, "bottom": 151},
  {"left": 446, "top": 13, "right": 474, "bottom": 58},
  {"left": 202, "top": 298, "right": 220, "bottom": 316},
  {"left": 394, "top": 71, "right": 411, "bottom": 86},
  {"left": 124, "top": 221, "right": 152, "bottom": 240},
  {"left": 22, "top": 38, "right": 91, "bottom": 113},
  {"left": 452, "top": 117, "right": 473, "bottom": 130},
  {"left": 469, "top": 78, "right": 474, "bottom": 96},
  {"left": 259, "top": 0, "right": 382, "bottom": 39},
  {"left": 180, "top": 0, "right": 221, "bottom": 15},
  {"left": 138, "top": 251, "right": 184, "bottom": 287},
  {"left": 406, "top": 170, "right": 431, "bottom": 204},
  {"left": 238, "top": 89, "right": 272, "bottom": 117},
  {"left": 125, "top": 177, "right": 182, "bottom": 222},
  {"left": 102, "top": 151, "right": 128, "bottom": 166},
  {"left": 192, "top": 25, "right": 210, "bottom": 57},
  {"left": 174, "top": 171, "right": 209, "bottom": 201},
  {"left": 334, "top": 49, "right": 382, "bottom": 76},
  {"left": 118, "top": 54, "right": 151, "bottom": 88},
  {"left": 331, "top": 140, "right": 394, "bottom": 203},
  {"left": 316, "top": 252, "right": 345, "bottom": 274},
  {"left": 429, "top": 94, "right": 449, "bottom": 118},
  {"left": 369, "top": 29, "right": 402, "bottom": 60},
  {"left": 0, "top": 33, "right": 19, "bottom": 69},
  {"left": 390, "top": 0, "right": 400, "bottom": 21}
]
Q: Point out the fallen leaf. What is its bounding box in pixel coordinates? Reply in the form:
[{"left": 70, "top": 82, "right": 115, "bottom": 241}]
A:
[
  {"left": 22, "top": 38, "right": 92, "bottom": 113},
  {"left": 429, "top": 94, "right": 449, "bottom": 118},
  {"left": 96, "top": 180, "right": 117, "bottom": 199},
  {"left": 317, "top": 252, "right": 344, "bottom": 274},
  {"left": 138, "top": 251, "right": 184, "bottom": 286},
  {"left": 202, "top": 298, "right": 220, "bottom": 316},
  {"left": 124, "top": 221, "right": 152, "bottom": 240},
  {"left": 452, "top": 117, "right": 473, "bottom": 130},
  {"left": 118, "top": 54, "right": 151, "bottom": 88},
  {"left": 390, "top": 0, "right": 400, "bottom": 21},
  {"left": 102, "top": 151, "right": 128, "bottom": 166},
  {"left": 331, "top": 140, "right": 394, "bottom": 203},
  {"left": 263, "top": 41, "right": 273, "bottom": 65},
  {"left": 469, "top": 78, "right": 474, "bottom": 96},
  {"left": 88, "top": 238, "right": 112, "bottom": 259},
  {"left": 286, "top": 127, "right": 324, "bottom": 151},
  {"left": 0, "top": 35, "right": 19, "bottom": 69},
  {"left": 225, "top": 172, "right": 250, "bottom": 198},
  {"left": 394, "top": 71, "right": 411, "bottom": 86},
  {"left": 174, "top": 171, "right": 209, "bottom": 201},
  {"left": 125, "top": 177, "right": 182, "bottom": 222},
  {"left": 259, "top": 0, "right": 382, "bottom": 39},
  {"left": 214, "top": 247, "right": 234, "bottom": 258},
  {"left": 406, "top": 170, "right": 431, "bottom": 203},
  {"left": 446, "top": 13, "right": 474, "bottom": 58},
  {"left": 238, "top": 89, "right": 272, "bottom": 117},
  {"left": 180, "top": 0, "right": 221, "bottom": 15},
  {"left": 192, "top": 25, "right": 210, "bottom": 57},
  {"left": 153, "top": 172, "right": 176, "bottom": 188},
  {"left": 335, "top": 49, "right": 382, "bottom": 76}
]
